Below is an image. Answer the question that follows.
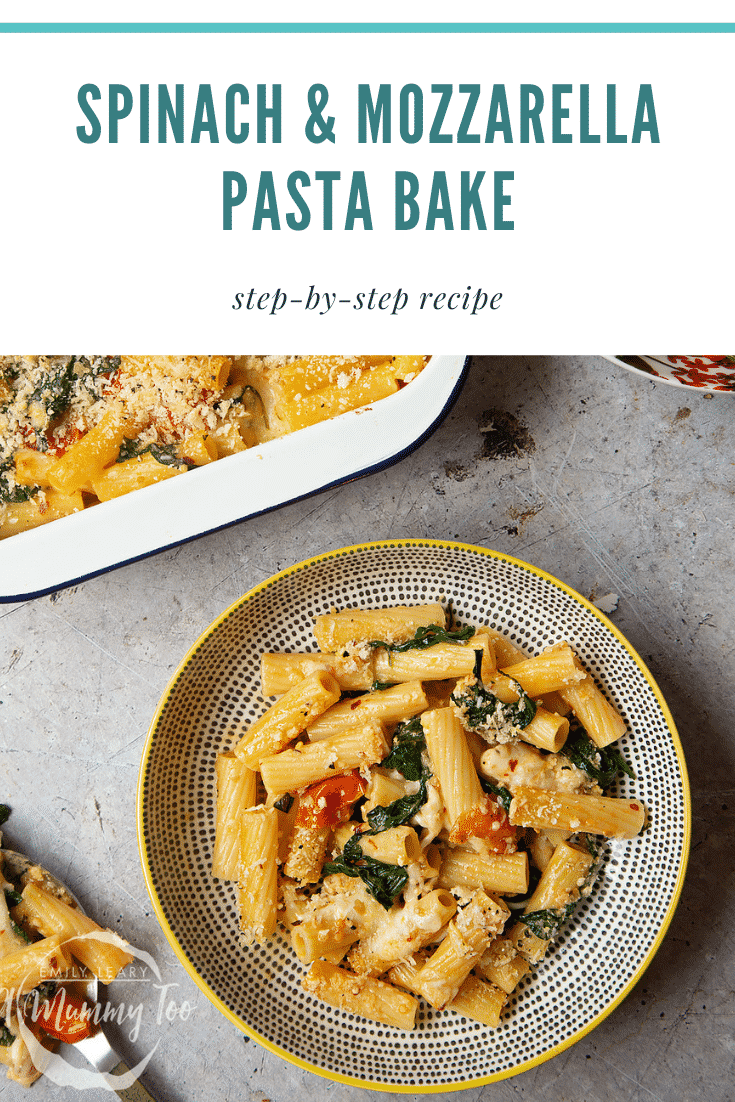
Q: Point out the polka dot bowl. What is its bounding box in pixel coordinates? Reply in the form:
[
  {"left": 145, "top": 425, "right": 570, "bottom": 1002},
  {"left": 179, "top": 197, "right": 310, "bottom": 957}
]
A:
[{"left": 137, "top": 539, "right": 690, "bottom": 1091}]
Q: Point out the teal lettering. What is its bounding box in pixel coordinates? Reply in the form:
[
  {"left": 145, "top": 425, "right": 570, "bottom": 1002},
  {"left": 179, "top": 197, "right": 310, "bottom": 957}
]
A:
[
  {"left": 358, "top": 84, "right": 391, "bottom": 143},
  {"left": 77, "top": 84, "right": 101, "bottom": 144},
  {"left": 426, "top": 172, "right": 453, "bottom": 229},
  {"left": 485, "top": 85, "right": 512, "bottom": 143},
  {"left": 580, "top": 85, "right": 600, "bottom": 144},
  {"left": 430, "top": 85, "right": 453, "bottom": 144},
  {"left": 158, "top": 84, "right": 184, "bottom": 143},
  {"left": 457, "top": 85, "right": 481, "bottom": 144},
  {"left": 552, "top": 84, "right": 572, "bottom": 144},
  {"left": 253, "top": 171, "right": 280, "bottom": 230},
  {"left": 494, "top": 171, "right": 514, "bottom": 230},
  {"left": 520, "top": 85, "right": 544, "bottom": 143},
  {"left": 257, "top": 84, "right": 281, "bottom": 143},
  {"left": 607, "top": 84, "right": 627, "bottom": 143},
  {"left": 461, "top": 171, "right": 486, "bottom": 230},
  {"left": 226, "top": 85, "right": 249, "bottom": 143},
  {"left": 400, "top": 85, "right": 423, "bottom": 143},
  {"left": 395, "top": 172, "right": 420, "bottom": 230},
  {"left": 140, "top": 83, "right": 149, "bottom": 143},
  {"left": 286, "top": 171, "right": 310, "bottom": 230},
  {"left": 109, "top": 84, "right": 133, "bottom": 144},
  {"left": 315, "top": 170, "right": 340, "bottom": 230},
  {"left": 191, "top": 85, "right": 219, "bottom": 144},
  {"left": 223, "top": 171, "right": 247, "bottom": 230},
  {"left": 345, "top": 172, "right": 372, "bottom": 230},
  {"left": 632, "top": 84, "right": 659, "bottom": 143}
]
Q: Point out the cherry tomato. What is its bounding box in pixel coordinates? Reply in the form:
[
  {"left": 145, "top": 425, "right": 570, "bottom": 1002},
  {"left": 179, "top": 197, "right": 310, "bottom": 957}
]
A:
[
  {"left": 451, "top": 793, "right": 518, "bottom": 853},
  {"left": 36, "top": 988, "right": 96, "bottom": 1043},
  {"left": 295, "top": 770, "right": 367, "bottom": 829}
]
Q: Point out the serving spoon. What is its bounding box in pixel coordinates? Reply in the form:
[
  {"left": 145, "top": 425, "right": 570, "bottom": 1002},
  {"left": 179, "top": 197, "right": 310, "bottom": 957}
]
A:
[{"left": 3, "top": 849, "right": 157, "bottom": 1100}]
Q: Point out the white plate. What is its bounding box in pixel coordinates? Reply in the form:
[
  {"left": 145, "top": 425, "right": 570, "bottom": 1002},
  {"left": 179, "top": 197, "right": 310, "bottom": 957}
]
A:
[
  {"left": 0, "top": 356, "right": 468, "bottom": 602},
  {"left": 138, "top": 540, "right": 690, "bottom": 1092},
  {"left": 605, "top": 354, "right": 735, "bottom": 394}
]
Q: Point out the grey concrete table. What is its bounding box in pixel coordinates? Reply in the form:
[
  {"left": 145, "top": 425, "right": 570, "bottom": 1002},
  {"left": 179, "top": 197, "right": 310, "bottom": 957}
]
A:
[{"left": 0, "top": 356, "right": 732, "bottom": 1102}]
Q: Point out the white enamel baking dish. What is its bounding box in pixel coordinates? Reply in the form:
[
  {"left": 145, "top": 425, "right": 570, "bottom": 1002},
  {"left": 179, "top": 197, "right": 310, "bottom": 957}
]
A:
[{"left": 0, "top": 355, "right": 469, "bottom": 601}]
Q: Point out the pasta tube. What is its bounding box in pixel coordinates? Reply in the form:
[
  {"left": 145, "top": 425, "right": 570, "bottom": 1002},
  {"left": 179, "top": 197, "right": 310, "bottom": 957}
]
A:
[
  {"left": 47, "top": 409, "right": 136, "bottom": 494},
  {"left": 373, "top": 633, "right": 495, "bottom": 684},
  {"left": 478, "top": 937, "right": 531, "bottom": 993},
  {"left": 0, "top": 936, "right": 73, "bottom": 1000},
  {"left": 15, "top": 884, "right": 133, "bottom": 982},
  {"left": 274, "top": 355, "right": 392, "bottom": 396},
  {"left": 448, "top": 974, "right": 507, "bottom": 1027},
  {"left": 519, "top": 706, "right": 569, "bottom": 753},
  {"left": 91, "top": 453, "right": 185, "bottom": 501},
  {"left": 524, "top": 840, "right": 593, "bottom": 913},
  {"left": 347, "top": 889, "right": 457, "bottom": 976},
  {"left": 421, "top": 707, "right": 484, "bottom": 826},
  {"left": 559, "top": 674, "right": 627, "bottom": 748},
  {"left": 480, "top": 627, "right": 527, "bottom": 668},
  {"left": 0, "top": 490, "right": 84, "bottom": 539},
  {"left": 438, "top": 849, "right": 529, "bottom": 896},
  {"left": 234, "top": 670, "right": 341, "bottom": 767},
  {"left": 411, "top": 891, "right": 509, "bottom": 1009},
  {"left": 259, "top": 721, "right": 389, "bottom": 797},
  {"left": 306, "top": 681, "right": 428, "bottom": 741},
  {"left": 276, "top": 361, "right": 402, "bottom": 432},
  {"left": 282, "top": 819, "right": 331, "bottom": 884},
  {"left": 302, "top": 960, "right": 418, "bottom": 1030},
  {"left": 239, "top": 807, "right": 279, "bottom": 944},
  {"left": 291, "top": 918, "right": 361, "bottom": 966},
  {"left": 261, "top": 652, "right": 374, "bottom": 695},
  {"left": 212, "top": 753, "right": 257, "bottom": 880},
  {"left": 499, "top": 643, "right": 585, "bottom": 698},
  {"left": 314, "top": 604, "right": 446, "bottom": 653},
  {"left": 13, "top": 448, "right": 55, "bottom": 487},
  {"left": 509, "top": 784, "right": 645, "bottom": 838},
  {"left": 509, "top": 840, "right": 595, "bottom": 963}
]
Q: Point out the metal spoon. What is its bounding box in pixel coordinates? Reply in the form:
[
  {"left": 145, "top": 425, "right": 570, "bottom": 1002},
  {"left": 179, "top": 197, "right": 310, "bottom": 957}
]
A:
[{"left": 3, "top": 850, "right": 157, "bottom": 1100}]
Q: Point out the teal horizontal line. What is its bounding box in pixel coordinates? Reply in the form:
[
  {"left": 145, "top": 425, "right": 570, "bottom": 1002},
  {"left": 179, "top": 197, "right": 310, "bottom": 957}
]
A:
[{"left": 0, "top": 22, "right": 734, "bottom": 33}]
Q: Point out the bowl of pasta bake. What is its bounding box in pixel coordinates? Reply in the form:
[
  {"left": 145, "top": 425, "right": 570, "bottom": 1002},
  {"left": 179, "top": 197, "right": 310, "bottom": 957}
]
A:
[
  {"left": 137, "top": 540, "right": 689, "bottom": 1091},
  {"left": 0, "top": 355, "right": 468, "bottom": 601}
]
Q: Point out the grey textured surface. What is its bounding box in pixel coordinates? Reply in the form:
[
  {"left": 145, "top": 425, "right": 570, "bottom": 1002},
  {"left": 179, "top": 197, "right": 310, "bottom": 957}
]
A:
[{"left": 0, "top": 355, "right": 732, "bottom": 1102}]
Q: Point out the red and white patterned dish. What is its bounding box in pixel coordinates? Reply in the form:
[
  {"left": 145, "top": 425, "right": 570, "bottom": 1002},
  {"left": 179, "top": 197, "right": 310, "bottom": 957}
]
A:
[{"left": 606, "top": 355, "right": 735, "bottom": 394}]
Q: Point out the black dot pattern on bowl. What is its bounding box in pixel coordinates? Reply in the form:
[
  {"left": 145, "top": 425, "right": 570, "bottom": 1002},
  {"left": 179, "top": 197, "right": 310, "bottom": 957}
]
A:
[{"left": 139, "top": 540, "right": 688, "bottom": 1089}]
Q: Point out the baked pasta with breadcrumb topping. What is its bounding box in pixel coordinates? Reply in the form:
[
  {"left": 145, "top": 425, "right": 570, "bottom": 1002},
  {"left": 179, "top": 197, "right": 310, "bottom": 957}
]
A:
[{"left": 0, "top": 355, "right": 427, "bottom": 539}]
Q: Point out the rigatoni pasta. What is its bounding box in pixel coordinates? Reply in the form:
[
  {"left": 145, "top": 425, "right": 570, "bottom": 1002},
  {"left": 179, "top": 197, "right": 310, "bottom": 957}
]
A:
[
  {"left": 239, "top": 807, "right": 280, "bottom": 944},
  {"left": 0, "top": 355, "right": 428, "bottom": 540},
  {"left": 213, "top": 753, "right": 257, "bottom": 880},
  {"left": 0, "top": 822, "right": 135, "bottom": 1088},
  {"left": 209, "top": 599, "right": 645, "bottom": 1032}
]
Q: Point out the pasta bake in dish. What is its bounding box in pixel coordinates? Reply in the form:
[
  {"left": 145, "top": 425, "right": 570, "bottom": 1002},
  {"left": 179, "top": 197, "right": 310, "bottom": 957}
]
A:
[
  {"left": 212, "top": 603, "right": 645, "bottom": 1030},
  {"left": 0, "top": 355, "right": 427, "bottom": 539}
]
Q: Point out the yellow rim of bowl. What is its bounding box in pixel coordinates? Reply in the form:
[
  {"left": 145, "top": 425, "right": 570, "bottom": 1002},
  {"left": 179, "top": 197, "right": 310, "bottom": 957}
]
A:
[{"left": 136, "top": 537, "right": 691, "bottom": 1093}]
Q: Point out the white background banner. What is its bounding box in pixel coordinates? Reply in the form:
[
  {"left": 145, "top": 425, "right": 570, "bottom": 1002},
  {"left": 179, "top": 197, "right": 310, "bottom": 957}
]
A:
[{"left": 0, "top": 23, "right": 732, "bottom": 349}]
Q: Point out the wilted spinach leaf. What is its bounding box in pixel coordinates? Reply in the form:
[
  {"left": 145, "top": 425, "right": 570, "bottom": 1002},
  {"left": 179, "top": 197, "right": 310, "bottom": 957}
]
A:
[
  {"left": 381, "top": 717, "right": 426, "bottom": 781},
  {"left": 116, "top": 439, "right": 190, "bottom": 468},
  {"left": 478, "top": 777, "right": 513, "bottom": 812},
  {"left": 451, "top": 651, "right": 536, "bottom": 734},
  {"left": 561, "top": 728, "right": 634, "bottom": 789},
  {"left": 369, "top": 622, "right": 474, "bottom": 653},
  {"left": 0, "top": 459, "right": 36, "bottom": 505},
  {"left": 323, "top": 831, "right": 409, "bottom": 910}
]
